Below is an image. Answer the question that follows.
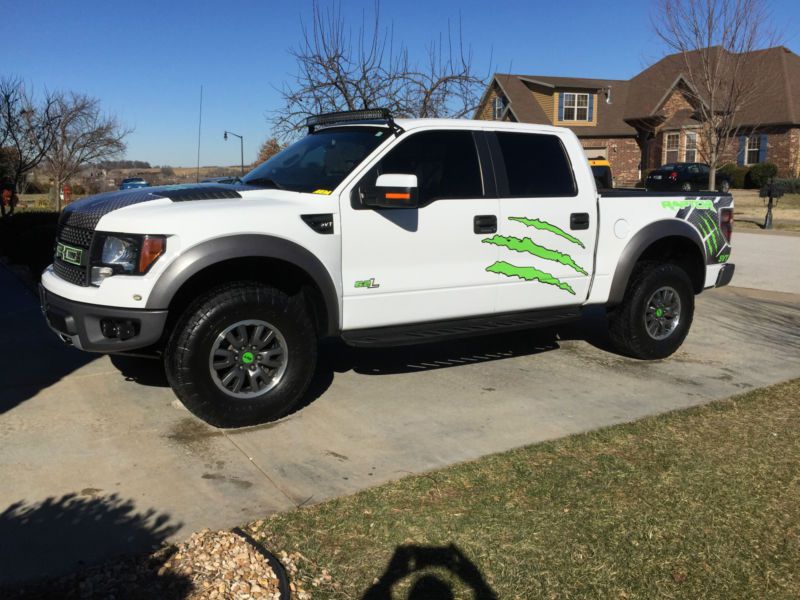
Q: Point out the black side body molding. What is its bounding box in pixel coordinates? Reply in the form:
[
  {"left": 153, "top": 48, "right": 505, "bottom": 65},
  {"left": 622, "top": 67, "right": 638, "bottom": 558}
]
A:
[
  {"left": 146, "top": 235, "right": 340, "bottom": 336},
  {"left": 341, "top": 307, "right": 582, "bottom": 348}
]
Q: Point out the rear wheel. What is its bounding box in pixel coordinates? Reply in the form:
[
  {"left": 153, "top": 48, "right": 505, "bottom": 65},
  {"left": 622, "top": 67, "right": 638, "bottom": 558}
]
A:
[
  {"left": 680, "top": 181, "right": 692, "bottom": 192},
  {"left": 165, "top": 282, "right": 317, "bottom": 427},
  {"left": 608, "top": 262, "right": 694, "bottom": 359}
]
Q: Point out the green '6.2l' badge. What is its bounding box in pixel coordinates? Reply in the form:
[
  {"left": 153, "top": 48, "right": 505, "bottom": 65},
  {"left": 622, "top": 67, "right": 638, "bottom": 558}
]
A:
[{"left": 56, "top": 242, "right": 85, "bottom": 266}]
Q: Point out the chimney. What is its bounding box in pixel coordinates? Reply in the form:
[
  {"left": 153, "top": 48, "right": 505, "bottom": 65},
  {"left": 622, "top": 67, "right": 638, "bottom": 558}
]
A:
[{"left": 605, "top": 85, "right": 613, "bottom": 104}]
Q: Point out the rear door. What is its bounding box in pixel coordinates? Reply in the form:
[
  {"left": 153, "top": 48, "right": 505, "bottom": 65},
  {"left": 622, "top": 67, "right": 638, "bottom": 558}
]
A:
[
  {"left": 487, "top": 130, "right": 597, "bottom": 313},
  {"left": 339, "top": 128, "right": 500, "bottom": 330}
]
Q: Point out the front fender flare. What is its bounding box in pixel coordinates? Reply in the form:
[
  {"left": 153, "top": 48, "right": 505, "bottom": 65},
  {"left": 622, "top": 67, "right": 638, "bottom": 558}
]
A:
[{"left": 146, "top": 235, "right": 340, "bottom": 336}]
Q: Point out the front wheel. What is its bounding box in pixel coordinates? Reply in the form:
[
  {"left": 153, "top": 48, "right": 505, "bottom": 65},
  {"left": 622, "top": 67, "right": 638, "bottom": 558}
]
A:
[
  {"left": 165, "top": 282, "right": 317, "bottom": 427},
  {"left": 608, "top": 262, "right": 695, "bottom": 359}
]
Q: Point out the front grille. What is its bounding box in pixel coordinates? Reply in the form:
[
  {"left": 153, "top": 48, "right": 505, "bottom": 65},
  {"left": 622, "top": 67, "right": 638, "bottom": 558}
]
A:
[
  {"left": 57, "top": 224, "right": 93, "bottom": 248},
  {"left": 53, "top": 219, "right": 93, "bottom": 286},
  {"left": 53, "top": 260, "right": 88, "bottom": 286}
]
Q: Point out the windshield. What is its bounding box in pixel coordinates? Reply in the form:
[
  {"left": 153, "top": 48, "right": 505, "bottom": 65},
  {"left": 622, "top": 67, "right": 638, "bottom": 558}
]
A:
[{"left": 241, "top": 127, "right": 389, "bottom": 193}]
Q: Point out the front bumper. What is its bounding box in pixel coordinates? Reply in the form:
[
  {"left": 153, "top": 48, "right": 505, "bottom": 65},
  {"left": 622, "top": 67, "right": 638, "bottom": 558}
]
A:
[{"left": 39, "top": 285, "right": 168, "bottom": 353}]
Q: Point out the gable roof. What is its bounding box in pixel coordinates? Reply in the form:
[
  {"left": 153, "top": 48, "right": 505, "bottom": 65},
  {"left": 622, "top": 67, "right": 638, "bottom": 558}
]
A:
[{"left": 482, "top": 46, "right": 800, "bottom": 135}]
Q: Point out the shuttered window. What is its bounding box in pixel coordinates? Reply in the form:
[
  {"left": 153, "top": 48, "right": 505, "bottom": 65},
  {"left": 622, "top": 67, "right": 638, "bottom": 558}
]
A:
[{"left": 746, "top": 136, "right": 760, "bottom": 165}]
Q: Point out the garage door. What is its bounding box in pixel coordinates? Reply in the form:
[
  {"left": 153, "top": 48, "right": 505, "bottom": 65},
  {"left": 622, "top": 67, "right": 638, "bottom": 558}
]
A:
[{"left": 583, "top": 146, "right": 607, "bottom": 160}]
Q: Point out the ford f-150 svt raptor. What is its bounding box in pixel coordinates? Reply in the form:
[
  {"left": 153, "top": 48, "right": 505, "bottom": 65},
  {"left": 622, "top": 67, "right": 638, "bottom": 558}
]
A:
[{"left": 40, "top": 109, "right": 735, "bottom": 427}]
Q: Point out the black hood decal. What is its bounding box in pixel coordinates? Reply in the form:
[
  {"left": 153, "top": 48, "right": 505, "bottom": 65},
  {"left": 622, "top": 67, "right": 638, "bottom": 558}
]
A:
[{"left": 60, "top": 183, "right": 248, "bottom": 231}]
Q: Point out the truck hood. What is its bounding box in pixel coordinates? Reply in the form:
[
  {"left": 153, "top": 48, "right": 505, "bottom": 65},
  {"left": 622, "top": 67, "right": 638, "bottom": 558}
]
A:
[{"left": 59, "top": 183, "right": 251, "bottom": 231}]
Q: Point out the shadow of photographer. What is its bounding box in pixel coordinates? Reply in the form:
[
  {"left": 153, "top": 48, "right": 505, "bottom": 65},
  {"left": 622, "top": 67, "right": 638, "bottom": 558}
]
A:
[{"left": 362, "top": 544, "right": 498, "bottom": 600}]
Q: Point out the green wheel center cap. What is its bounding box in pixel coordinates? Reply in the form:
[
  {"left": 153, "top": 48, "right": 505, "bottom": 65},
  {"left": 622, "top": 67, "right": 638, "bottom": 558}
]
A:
[
  {"left": 655, "top": 308, "right": 664, "bottom": 318},
  {"left": 241, "top": 351, "right": 255, "bottom": 364}
]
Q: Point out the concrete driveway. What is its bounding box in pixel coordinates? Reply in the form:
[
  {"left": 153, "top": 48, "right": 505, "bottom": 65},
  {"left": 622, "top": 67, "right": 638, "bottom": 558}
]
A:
[{"left": 1, "top": 232, "right": 799, "bottom": 586}]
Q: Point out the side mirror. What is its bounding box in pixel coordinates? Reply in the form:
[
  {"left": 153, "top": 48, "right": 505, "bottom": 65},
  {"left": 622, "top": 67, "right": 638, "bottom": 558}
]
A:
[{"left": 366, "top": 173, "right": 419, "bottom": 208}]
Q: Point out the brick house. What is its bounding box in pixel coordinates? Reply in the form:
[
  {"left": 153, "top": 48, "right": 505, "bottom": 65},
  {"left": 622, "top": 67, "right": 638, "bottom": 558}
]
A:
[{"left": 475, "top": 46, "right": 800, "bottom": 186}]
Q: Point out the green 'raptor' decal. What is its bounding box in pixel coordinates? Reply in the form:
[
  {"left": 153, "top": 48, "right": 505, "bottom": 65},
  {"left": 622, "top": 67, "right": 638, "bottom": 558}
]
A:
[
  {"left": 482, "top": 235, "right": 588, "bottom": 275},
  {"left": 486, "top": 261, "right": 576, "bottom": 295},
  {"left": 508, "top": 216, "right": 585, "bottom": 248}
]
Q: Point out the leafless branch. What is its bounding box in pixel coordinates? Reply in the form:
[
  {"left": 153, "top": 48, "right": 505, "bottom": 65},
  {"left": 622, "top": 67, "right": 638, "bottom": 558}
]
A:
[
  {"left": 44, "top": 91, "right": 131, "bottom": 209},
  {"left": 270, "top": 1, "right": 490, "bottom": 140},
  {"left": 653, "top": 0, "right": 778, "bottom": 188}
]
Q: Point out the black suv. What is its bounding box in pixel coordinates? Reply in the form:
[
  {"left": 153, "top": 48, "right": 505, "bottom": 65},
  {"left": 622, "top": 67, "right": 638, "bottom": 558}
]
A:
[{"left": 646, "top": 163, "right": 731, "bottom": 193}]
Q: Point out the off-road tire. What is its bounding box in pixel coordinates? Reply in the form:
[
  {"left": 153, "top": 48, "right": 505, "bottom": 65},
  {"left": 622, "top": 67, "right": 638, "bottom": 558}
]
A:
[
  {"left": 608, "top": 261, "right": 694, "bottom": 360},
  {"left": 165, "top": 282, "right": 317, "bottom": 427}
]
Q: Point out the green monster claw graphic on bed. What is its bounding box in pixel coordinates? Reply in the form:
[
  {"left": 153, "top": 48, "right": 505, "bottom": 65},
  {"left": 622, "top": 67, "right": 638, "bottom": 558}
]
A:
[{"left": 484, "top": 216, "right": 585, "bottom": 295}]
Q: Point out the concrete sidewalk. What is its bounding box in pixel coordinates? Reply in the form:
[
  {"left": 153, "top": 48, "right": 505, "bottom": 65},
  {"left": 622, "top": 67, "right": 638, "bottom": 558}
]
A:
[
  {"left": 731, "top": 231, "right": 800, "bottom": 294},
  {"left": 1, "top": 237, "right": 799, "bottom": 586}
]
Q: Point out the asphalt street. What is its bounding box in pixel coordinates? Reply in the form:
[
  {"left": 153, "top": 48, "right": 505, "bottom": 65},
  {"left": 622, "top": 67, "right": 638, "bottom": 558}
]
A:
[{"left": 1, "top": 231, "right": 798, "bottom": 586}]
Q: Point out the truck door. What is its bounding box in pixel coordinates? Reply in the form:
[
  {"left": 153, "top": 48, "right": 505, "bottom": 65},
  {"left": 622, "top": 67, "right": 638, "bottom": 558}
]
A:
[
  {"left": 339, "top": 129, "right": 500, "bottom": 330},
  {"left": 487, "top": 130, "right": 597, "bottom": 313}
]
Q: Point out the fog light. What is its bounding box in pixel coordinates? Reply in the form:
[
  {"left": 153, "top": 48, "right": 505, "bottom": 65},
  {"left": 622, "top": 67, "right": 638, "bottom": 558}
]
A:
[
  {"left": 100, "top": 319, "right": 138, "bottom": 340},
  {"left": 91, "top": 266, "right": 114, "bottom": 286}
]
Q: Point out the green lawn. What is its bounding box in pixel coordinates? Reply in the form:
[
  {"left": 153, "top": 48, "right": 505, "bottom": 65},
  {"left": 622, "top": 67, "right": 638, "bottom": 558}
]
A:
[{"left": 256, "top": 380, "right": 800, "bottom": 599}]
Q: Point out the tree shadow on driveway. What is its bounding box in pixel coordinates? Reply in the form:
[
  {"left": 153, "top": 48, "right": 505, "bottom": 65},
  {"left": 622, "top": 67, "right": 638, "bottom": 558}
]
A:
[
  {"left": 0, "top": 492, "right": 189, "bottom": 597},
  {"left": 0, "top": 266, "right": 98, "bottom": 416}
]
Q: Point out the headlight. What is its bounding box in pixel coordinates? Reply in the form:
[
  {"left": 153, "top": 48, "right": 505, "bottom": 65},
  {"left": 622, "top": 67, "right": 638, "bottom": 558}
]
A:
[
  {"left": 101, "top": 236, "right": 138, "bottom": 271},
  {"left": 91, "top": 233, "right": 166, "bottom": 286}
]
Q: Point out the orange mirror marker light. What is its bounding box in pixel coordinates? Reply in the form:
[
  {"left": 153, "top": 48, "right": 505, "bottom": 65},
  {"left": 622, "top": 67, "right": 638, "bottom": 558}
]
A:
[{"left": 385, "top": 192, "right": 411, "bottom": 200}]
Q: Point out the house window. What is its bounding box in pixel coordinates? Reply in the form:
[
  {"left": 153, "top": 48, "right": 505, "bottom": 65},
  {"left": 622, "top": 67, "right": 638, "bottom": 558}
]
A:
[
  {"left": 665, "top": 133, "right": 680, "bottom": 163},
  {"left": 562, "top": 93, "right": 590, "bottom": 121},
  {"left": 685, "top": 132, "right": 697, "bottom": 162},
  {"left": 746, "top": 135, "right": 760, "bottom": 165},
  {"left": 493, "top": 95, "right": 507, "bottom": 120}
]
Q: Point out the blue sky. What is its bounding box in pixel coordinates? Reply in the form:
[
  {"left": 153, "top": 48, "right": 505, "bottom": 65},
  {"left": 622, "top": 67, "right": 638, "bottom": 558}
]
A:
[{"left": 3, "top": 0, "right": 798, "bottom": 166}]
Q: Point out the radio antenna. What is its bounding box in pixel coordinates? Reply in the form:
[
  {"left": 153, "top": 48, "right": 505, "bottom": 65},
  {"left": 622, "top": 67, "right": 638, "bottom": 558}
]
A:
[{"left": 196, "top": 84, "right": 203, "bottom": 183}]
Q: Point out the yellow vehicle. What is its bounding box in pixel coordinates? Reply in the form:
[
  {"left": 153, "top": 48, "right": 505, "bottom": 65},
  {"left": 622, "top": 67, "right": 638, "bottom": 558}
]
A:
[{"left": 588, "top": 157, "right": 613, "bottom": 189}]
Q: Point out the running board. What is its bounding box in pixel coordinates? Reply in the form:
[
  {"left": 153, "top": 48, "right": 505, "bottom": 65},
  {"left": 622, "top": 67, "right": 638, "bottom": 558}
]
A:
[{"left": 342, "top": 307, "right": 582, "bottom": 348}]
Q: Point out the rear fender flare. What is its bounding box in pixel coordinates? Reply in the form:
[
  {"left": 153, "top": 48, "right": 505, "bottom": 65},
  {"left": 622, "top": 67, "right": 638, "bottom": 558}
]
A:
[{"left": 607, "top": 220, "right": 706, "bottom": 306}]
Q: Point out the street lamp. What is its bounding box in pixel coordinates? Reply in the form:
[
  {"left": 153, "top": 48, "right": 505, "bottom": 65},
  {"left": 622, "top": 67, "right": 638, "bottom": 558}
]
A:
[{"left": 224, "top": 130, "right": 244, "bottom": 176}]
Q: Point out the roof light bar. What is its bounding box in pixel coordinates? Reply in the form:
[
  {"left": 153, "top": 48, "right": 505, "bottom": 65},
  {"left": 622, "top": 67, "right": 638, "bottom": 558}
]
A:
[{"left": 305, "top": 108, "right": 401, "bottom": 134}]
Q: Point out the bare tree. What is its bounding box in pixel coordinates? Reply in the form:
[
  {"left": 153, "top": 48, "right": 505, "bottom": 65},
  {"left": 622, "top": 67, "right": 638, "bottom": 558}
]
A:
[
  {"left": 0, "top": 77, "right": 60, "bottom": 190},
  {"left": 654, "top": 0, "right": 776, "bottom": 189},
  {"left": 45, "top": 91, "right": 130, "bottom": 209},
  {"left": 272, "top": 1, "right": 489, "bottom": 140},
  {"left": 253, "top": 137, "right": 284, "bottom": 166}
]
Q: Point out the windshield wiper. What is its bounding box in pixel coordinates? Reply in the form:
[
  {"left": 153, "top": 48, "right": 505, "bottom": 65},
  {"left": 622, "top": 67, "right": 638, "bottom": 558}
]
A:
[{"left": 243, "top": 177, "right": 285, "bottom": 190}]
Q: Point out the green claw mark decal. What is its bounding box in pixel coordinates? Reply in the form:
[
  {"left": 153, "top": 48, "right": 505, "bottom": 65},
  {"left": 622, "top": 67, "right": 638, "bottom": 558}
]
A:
[
  {"left": 482, "top": 235, "right": 588, "bottom": 275},
  {"left": 486, "top": 261, "right": 576, "bottom": 295},
  {"left": 507, "top": 216, "right": 586, "bottom": 249},
  {"left": 483, "top": 217, "right": 586, "bottom": 295}
]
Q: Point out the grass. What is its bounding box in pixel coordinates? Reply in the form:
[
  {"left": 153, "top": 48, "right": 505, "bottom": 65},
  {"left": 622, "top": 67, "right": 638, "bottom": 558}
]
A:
[
  {"left": 256, "top": 379, "right": 800, "bottom": 599},
  {"left": 732, "top": 190, "right": 800, "bottom": 232}
]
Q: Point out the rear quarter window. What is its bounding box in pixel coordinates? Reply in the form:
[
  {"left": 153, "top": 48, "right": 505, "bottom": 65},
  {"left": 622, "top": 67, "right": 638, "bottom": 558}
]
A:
[{"left": 495, "top": 132, "right": 577, "bottom": 197}]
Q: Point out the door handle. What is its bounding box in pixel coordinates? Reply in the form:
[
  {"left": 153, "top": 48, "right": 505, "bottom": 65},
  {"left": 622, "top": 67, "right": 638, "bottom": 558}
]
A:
[
  {"left": 570, "top": 213, "right": 590, "bottom": 230},
  {"left": 474, "top": 215, "right": 497, "bottom": 234}
]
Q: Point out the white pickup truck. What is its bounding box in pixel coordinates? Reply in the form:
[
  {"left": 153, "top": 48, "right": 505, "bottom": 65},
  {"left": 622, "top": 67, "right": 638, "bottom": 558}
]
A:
[{"left": 40, "top": 110, "right": 735, "bottom": 427}]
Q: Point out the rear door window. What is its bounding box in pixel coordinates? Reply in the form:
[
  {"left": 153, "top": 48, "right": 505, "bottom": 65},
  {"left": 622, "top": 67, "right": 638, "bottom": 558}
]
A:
[{"left": 495, "top": 132, "right": 577, "bottom": 197}]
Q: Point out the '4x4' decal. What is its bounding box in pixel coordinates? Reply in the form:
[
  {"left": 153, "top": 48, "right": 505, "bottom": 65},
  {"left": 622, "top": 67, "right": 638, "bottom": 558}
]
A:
[{"left": 483, "top": 217, "right": 585, "bottom": 295}]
